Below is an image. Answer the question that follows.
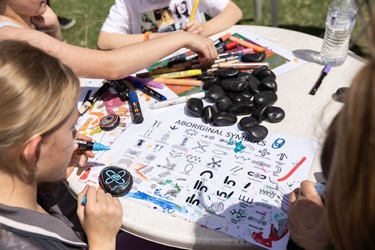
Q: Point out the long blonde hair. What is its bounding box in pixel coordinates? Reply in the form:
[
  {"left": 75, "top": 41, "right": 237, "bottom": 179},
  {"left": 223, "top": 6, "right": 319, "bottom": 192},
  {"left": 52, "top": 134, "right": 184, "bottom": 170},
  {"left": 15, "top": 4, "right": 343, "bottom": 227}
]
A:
[
  {"left": 0, "top": 40, "right": 80, "bottom": 184},
  {"left": 326, "top": 60, "right": 375, "bottom": 249}
]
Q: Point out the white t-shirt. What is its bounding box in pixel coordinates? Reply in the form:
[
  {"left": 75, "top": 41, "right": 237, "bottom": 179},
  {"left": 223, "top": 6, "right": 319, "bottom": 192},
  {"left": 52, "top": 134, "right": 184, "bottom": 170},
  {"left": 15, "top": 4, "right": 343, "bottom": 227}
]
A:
[{"left": 101, "top": 0, "right": 229, "bottom": 34}]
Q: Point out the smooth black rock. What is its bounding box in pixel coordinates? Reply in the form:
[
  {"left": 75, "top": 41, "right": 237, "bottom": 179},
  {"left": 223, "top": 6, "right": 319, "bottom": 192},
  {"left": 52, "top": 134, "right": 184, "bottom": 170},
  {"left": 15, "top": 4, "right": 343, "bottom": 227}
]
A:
[
  {"left": 237, "top": 72, "right": 253, "bottom": 81},
  {"left": 240, "top": 89, "right": 254, "bottom": 99},
  {"left": 99, "top": 166, "right": 133, "bottom": 197},
  {"left": 266, "top": 106, "right": 285, "bottom": 123},
  {"left": 201, "top": 76, "right": 221, "bottom": 90},
  {"left": 245, "top": 125, "right": 268, "bottom": 142},
  {"left": 215, "top": 95, "right": 232, "bottom": 111},
  {"left": 186, "top": 97, "right": 204, "bottom": 117},
  {"left": 241, "top": 51, "right": 266, "bottom": 62},
  {"left": 227, "top": 92, "right": 246, "bottom": 102},
  {"left": 253, "top": 91, "right": 278, "bottom": 106},
  {"left": 228, "top": 100, "right": 256, "bottom": 115},
  {"left": 202, "top": 105, "right": 216, "bottom": 123},
  {"left": 207, "top": 85, "right": 226, "bottom": 101},
  {"left": 247, "top": 75, "right": 261, "bottom": 94},
  {"left": 213, "top": 111, "right": 238, "bottom": 126},
  {"left": 251, "top": 104, "right": 269, "bottom": 122},
  {"left": 259, "top": 77, "right": 278, "bottom": 92},
  {"left": 251, "top": 66, "right": 268, "bottom": 78},
  {"left": 221, "top": 78, "right": 248, "bottom": 92},
  {"left": 253, "top": 67, "right": 276, "bottom": 81},
  {"left": 197, "top": 74, "right": 215, "bottom": 81},
  {"left": 238, "top": 116, "right": 259, "bottom": 131},
  {"left": 218, "top": 67, "right": 240, "bottom": 79}
]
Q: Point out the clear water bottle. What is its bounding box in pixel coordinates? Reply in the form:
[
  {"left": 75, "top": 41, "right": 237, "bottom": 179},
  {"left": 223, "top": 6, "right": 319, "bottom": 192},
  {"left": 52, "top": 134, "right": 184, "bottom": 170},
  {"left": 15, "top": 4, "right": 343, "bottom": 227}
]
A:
[{"left": 320, "top": 0, "right": 358, "bottom": 66}]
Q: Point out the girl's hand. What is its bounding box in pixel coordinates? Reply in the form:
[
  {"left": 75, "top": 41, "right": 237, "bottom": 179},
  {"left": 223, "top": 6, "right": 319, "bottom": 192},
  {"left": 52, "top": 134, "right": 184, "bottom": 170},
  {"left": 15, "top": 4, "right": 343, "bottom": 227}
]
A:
[{"left": 183, "top": 20, "right": 204, "bottom": 35}]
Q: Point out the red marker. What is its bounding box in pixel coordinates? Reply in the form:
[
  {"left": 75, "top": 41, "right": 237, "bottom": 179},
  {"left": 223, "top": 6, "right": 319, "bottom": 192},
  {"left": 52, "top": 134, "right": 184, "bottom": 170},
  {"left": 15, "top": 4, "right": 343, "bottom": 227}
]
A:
[
  {"left": 213, "top": 33, "right": 231, "bottom": 46},
  {"left": 216, "top": 41, "right": 237, "bottom": 53}
]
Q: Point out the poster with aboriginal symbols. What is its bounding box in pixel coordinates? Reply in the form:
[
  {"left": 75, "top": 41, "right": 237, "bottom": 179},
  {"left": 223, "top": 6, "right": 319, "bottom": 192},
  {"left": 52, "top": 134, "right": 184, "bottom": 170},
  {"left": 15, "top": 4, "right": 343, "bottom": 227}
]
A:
[{"left": 78, "top": 102, "right": 317, "bottom": 250}]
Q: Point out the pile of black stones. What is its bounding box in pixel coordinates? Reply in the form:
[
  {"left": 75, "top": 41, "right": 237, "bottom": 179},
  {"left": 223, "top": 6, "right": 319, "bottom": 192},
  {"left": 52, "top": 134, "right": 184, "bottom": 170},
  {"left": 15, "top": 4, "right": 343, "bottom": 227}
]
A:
[{"left": 186, "top": 66, "right": 285, "bottom": 142}]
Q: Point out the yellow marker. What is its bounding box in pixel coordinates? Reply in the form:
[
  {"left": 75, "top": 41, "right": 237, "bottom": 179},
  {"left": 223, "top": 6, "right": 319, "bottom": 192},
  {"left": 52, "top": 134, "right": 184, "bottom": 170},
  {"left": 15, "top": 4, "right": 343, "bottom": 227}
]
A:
[
  {"left": 190, "top": 0, "right": 200, "bottom": 21},
  {"left": 151, "top": 69, "right": 203, "bottom": 79}
]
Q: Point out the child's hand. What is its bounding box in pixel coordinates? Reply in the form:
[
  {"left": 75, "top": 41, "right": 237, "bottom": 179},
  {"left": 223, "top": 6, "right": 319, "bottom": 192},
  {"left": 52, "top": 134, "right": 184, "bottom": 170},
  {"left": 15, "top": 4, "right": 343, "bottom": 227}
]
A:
[
  {"left": 64, "top": 133, "right": 95, "bottom": 178},
  {"left": 183, "top": 20, "right": 204, "bottom": 35},
  {"left": 183, "top": 33, "right": 217, "bottom": 67},
  {"left": 77, "top": 186, "right": 123, "bottom": 250},
  {"left": 288, "top": 180, "right": 331, "bottom": 250}
]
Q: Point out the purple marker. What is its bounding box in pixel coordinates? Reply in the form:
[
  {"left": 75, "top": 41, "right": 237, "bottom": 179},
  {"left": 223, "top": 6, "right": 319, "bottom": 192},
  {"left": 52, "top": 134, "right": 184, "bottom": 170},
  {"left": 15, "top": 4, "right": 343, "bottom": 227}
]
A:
[
  {"left": 123, "top": 76, "right": 164, "bottom": 89},
  {"left": 309, "top": 64, "right": 332, "bottom": 95}
]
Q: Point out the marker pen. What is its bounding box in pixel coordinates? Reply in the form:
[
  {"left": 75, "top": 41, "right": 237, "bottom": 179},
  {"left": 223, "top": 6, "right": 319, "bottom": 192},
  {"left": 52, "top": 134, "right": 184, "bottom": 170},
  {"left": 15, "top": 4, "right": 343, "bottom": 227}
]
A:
[
  {"left": 153, "top": 78, "right": 203, "bottom": 86},
  {"left": 131, "top": 78, "right": 167, "bottom": 101},
  {"left": 217, "top": 48, "right": 254, "bottom": 58},
  {"left": 229, "top": 36, "right": 265, "bottom": 52},
  {"left": 315, "top": 182, "right": 327, "bottom": 202},
  {"left": 212, "top": 62, "right": 269, "bottom": 69},
  {"left": 108, "top": 79, "right": 130, "bottom": 101},
  {"left": 123, "top": 76, "right": 164, "bottom": 89},
  {"left": 151, "top": 69, "right": 203, "bottom": 79},
  {"left": 78, "top": 81, "right": 111, "bottom": 115},
  {"left": 81, "top": 194, "right": 87, "bottom": 205},
  {"left": 216, "top": 41, "right": 237, "bottom": 54},
  {"left": 149, "top": 91, "right": 206, "bottom": 110},
  {"left": 213, "top": 55, "right": 239, "bottom": 64},
  {"left": 213, "top": 33, "right": 231, "bottom": 46},
  {"left": 167, "top": 53, "right": 198, "bottom": 68},
  {"left": 309, "top": 64, "right": 332, "bottom": 96},
  {"left": 128, "top": 90, "right": 144, "bottom": 124},
  {"left": 75, "top": 139, "right": 111, "bottom": 151}
]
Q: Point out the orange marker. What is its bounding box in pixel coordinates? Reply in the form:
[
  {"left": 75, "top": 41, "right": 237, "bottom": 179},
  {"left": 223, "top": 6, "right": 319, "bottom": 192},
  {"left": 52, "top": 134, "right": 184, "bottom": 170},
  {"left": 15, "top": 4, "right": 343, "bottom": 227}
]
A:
[
  {"left": 229, "top": 36, "right": 264, "bottom": 52},
  {"left": 153, "top": 78, "right": 203, "bottom": 86}
]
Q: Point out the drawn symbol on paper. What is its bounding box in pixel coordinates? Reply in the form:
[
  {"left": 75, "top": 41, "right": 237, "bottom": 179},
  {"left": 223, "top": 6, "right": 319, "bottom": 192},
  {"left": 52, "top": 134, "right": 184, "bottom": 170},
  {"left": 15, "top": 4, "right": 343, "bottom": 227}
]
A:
[
  {"left": 158, "top": 158, "right": 176, "bottom": 170},
  {"left": 184, "top": 163, "right": 194, "bottom": 174},
  {"left": 152, "top": 120, "right": 161, "bottom": 128},
  {"left": 273, "top": 165, "right": 282, "bottom": 175},
  {"left": 230, "top": 166, "right": 243, "bottom": 173},
  {"left": 145, "top": 154, "right": 156, "bottom": 161},
  {"left": 186, "top": 194, "right": 200, "bottom": 206},
  {"left": 137, "top": 139, "right": 145, "bottom": 146},
  {"left": 180, "top": 137, "right": 188, "bottom": 146},
  {"left": 212, "top": 150, "right": 227, "bottom": 155},
  {"left": 277, "top": 153, "right": 288, "bottom": 161},
  {"left": 252, "top": 160, "right": 271, "bottom": 168},
  {"left": 243, "top": 182, "right": 252, "bottom": 189},
  {"left": 239, "top": 194, "right": 254, "bottom": 204},
  {"left": 234, "top": 140, "right": 246, "bottom": 153},
  {"left": 249, "top": 216, "right": 267, "bottom": 226},
  {"left": 154, "top": 144, "right": 164, "bottom": 152},
  {"left": 150, "top": 184, "right": 156, "bottom": 189},
  {"left": 158, "top": 171, "right": 171, "bottom": 178},
  {"left": 161, "top": 132, "right": 170, "bottom": 141},
  {"left": 217, "top": 190, "right": 234, "bottom": 199},
  {"left": 185, "top": 129, "right": 197, "bottom": 136},
  {"left": 170, "top": 125, "right": 178, "bottom": 130},
  {"left": 200, "top": 170, "right": 214, "bottom": 179},
  {"left": 224, "top": 176, "right": 236, "bottom": 186},
  {"left": 272, "top": 138, "right": 285, "bottom": 149},
  {"left": 208, "top": 202, "right": 224, "bottom": 213},
  {"left": 255, "top": 211, "right": 267, "bottom": 218},
  {"left": 258, "top": 149, "right": 270, "bottom": 157},
  {"left": 186, "top": 154, "right": 201, "bottom": 163},
  {"left": 193, "top": 180, "right": 208, "bottom": 192},
  {"left": 169, "top": 149, "right": 183, "bottom": 158},
  {"left": 192, "top": 141, "right": 208, "bottom": 152},
  {"left": 126, "top": 148, "right": 141, "bottom": 157},
  {"left": 165, "top": 188, "right": 181, "bottom": 198},
  {"left": 235, "top": 155, "right": 251, "bottom": 161},
  {"left": 207, "top": 158, "right": 222, "bottom": 169},
  {"left": 230, "top": 209, "right": 246, "bottom": 224},
  {"left": 134, "top": 178, "right": 142, "bottom": 184},
  {"left": 259, "top": 189, "right": 277, "bottom": 198},
  {"left": 255, "top": 202, "right": 272, "bottom": 209},
  {"left": 248, "top": 171, "right": 266, "bottom": 180},
  {"left": 277, "top": 157, "right": 306, "bottom": 182},
  {"left": 249, "top": 224, "right": 263, "bottom": 231}
]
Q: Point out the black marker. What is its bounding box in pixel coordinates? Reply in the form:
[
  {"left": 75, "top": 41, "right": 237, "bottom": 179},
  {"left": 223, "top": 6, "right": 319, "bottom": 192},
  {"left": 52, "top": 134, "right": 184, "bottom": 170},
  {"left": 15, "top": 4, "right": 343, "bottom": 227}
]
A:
[
  {"left": 128, "top": 90, "right": 144, "bottom": 124},
  {"left": 108, "top": 79, "right": 130, "bottom": 101},
  {"left": 309, "top": 64, "right": 332, "bottom": 95},
  {"left": 131, "top": 78, "right": 167, "bottom": 101},
  {"left": 79, "top": 81, "right": 110, "bottom": 115}
]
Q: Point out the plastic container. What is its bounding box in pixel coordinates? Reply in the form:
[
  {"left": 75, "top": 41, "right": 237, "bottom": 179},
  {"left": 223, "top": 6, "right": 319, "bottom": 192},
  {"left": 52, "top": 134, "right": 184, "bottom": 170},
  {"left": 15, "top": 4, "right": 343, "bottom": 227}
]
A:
[{"left": 320, "top": 0, "right": 358, "bottom": 66}]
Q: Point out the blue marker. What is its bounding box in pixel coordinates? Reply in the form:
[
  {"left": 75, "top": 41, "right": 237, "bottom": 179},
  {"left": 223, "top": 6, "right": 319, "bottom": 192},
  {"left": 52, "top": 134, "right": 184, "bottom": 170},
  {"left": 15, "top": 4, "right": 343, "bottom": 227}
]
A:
[
  {"left": 131, "top": 78, "right": 167, "bottom": 101},
  {"left": 81, "top": 194, "right": 87, "bottom": 205},
  {"left": 129, "top": 90, "right": 144, "bottom": 124},
  {"left": 315, "top": 182, "right": 327, "bottom": 201},
  {"left": 75, "top": 139, "right": 110, "bottom": 151}
]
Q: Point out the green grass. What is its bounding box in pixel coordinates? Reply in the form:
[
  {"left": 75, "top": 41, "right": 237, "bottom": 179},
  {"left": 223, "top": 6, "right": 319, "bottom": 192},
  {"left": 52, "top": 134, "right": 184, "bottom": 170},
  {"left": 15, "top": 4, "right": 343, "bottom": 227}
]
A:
[{"left": 52, "top": 0, "right": 373, "bottom": 57}]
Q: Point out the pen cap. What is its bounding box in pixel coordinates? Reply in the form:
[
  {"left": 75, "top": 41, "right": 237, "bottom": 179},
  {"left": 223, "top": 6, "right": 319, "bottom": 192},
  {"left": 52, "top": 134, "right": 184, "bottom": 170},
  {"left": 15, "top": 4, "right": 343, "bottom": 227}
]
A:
[{"left": 323, "top": 64, "right": 332, "bottom": 74}]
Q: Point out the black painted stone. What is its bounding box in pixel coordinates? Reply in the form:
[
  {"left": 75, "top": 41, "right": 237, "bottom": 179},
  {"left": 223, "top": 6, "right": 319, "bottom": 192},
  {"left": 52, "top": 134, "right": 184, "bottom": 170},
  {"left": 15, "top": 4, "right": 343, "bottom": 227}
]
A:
[
  {"left": 238, "top": 116, "right": 259, "bottom": 131},
  {"left": 215, "top": 95, "right": 232, "bottom": 111},
  {"left": 240, "top": 89, "right": 254, "bottom": 99},
  {"left": 265, "top": 106, "right": 285, "bottom": 123},
  {"left": 201, "top": 76, "right": 221, "bottom": 90},
  {"left": 227, "top": 92, "right": 246, "bottom": 102},
  {"left": 202, "top": 105, "right": 216, "bottom": 123},
  {"left": 245, "top": 125, "right": 268, "bottom": 142},
  {"left": 207, "top": 85, "right": 226, "bottom": 101},
  {"left": 228, "top": 100, "right": 256, "bottom": 115},
  {"left": 213, "top": 111, "right": 238, "bottom": 126},
  {"left": 247, "top": 75, "right": 261, "bottom": 94},
  {"left": 186, "top": 97, "right": 204, "bottom": 117},
  {"left": 253, "top": 67, "right": 276, "bottom": 81},
  {"left": 253, "top": 91, "right": 278, "bottom": 106},
  {"left": 251, "top": 104, "right": 269, "bottom": 122},
  {"left": 259, "top": 77, "right": 278, "bottom": 92},
  {"left": 218, "top": 67, "right": 240, "bottom": 79},
  {"left": 237, "top": 72, "right": 253, "bottom": 81},
  {"left": 221, "top": 78, "right": 248, "bottom": 92},
  {"left": 99, "top": 166, "right": 133, "bottom": 197},
  {"left": 241, "top": 51, "right": 266, "bottom": 62}
]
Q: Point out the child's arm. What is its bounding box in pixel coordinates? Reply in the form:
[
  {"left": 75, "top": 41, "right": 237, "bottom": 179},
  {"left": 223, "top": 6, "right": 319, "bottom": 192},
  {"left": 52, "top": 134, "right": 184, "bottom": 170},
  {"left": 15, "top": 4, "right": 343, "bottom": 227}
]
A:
[
  {"left": 76, "top": 186, "right": 123, "bottom": 250},
  {"left": 30, "top": 6, "right": 62, "bottom": 41},
  {"left": 183, "top": 1, "right": 243, "bottom": 37}
]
